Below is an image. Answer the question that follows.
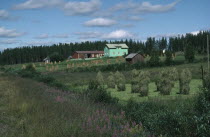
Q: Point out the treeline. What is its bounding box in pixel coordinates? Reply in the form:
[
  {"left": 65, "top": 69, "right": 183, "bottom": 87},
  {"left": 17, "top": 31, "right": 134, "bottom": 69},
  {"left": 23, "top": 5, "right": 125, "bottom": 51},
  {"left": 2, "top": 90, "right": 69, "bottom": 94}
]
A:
[{"left": 0, "top": 31, "right": 209, "bottom": 65}]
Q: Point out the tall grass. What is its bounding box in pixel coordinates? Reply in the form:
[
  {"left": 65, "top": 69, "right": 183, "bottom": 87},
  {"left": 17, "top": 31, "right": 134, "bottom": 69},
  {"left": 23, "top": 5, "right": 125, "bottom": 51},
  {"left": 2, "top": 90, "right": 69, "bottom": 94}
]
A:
[{"left": 0, "top": 73, "right": 146, "bottom": 137}]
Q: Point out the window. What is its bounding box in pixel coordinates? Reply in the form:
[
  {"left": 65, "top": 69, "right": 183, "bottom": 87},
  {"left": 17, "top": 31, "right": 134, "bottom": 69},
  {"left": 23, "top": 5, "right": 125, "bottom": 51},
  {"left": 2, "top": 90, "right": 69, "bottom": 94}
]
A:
[
  {"left": 113, "top": 52, "right": 115, "bottom": 55},
  {"left": 118, "top": 52, "right": 120, "bottom": 54}
]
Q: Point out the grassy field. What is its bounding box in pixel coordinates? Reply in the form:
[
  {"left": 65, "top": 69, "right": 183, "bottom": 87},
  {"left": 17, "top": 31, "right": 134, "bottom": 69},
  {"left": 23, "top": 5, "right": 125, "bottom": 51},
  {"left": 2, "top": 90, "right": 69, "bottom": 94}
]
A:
[
  {"left": 1, "top": 54, "right": 209, "bottom": 136},
  {"left": 107, "top": 79, "right": 202, "bottom": 104},
  {"left": 2, "top": 54, "right": 208, "bottom": 103},
  {"left": 0, "top": 73, "right": 146, "bottom": 137}
]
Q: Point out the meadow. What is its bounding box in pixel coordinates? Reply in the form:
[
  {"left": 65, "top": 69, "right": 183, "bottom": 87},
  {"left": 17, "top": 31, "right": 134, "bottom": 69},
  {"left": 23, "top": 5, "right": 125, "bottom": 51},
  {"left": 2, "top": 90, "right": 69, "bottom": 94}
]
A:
[
  {"left": 1, "top": 53, "right": 210, "bottom": 136},
  {"left": 0, "top": 73, "right": 146, "bottom": 137}
]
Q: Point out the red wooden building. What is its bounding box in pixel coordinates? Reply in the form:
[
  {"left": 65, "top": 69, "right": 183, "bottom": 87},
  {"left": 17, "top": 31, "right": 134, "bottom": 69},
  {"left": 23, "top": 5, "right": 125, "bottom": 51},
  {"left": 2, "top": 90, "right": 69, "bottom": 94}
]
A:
[{"left": 72, "top": 51, "right": 104, "bottom": 59}]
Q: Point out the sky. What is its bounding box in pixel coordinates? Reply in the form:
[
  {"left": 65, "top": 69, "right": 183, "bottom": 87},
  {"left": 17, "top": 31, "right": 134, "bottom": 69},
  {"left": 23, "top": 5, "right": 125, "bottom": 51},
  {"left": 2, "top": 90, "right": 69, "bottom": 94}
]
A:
[{"left": 0, "top": 0, "right": 210, "bottom": 51}]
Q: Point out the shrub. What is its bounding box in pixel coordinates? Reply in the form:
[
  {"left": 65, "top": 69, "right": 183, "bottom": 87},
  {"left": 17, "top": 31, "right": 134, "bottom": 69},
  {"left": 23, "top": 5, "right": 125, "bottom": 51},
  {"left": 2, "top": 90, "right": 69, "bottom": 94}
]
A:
[
  {"left": 148, "top": 51, "right": 160, "bottom": 67},
  {"left": 125, "top": 99, "right": 196, "bottom": 136},
  {"left": 194, "top": 81, "right": 210, "bottom": 137},
  {"left": 18, "top": 64, "right": 39, "bottom": 78},
  {"left": 138, "top": 71, "right": 150, "bottom": 96},
  {"left": 85, "top": 80, "right": 118, "bottom": 104},
  {"left": 179, "top": 69, "right": 192, "bottom": 94},
  {"left": 165, "top": 51, "right": 173, "bottom": 65},
  {"left": 159, "top": 70, "right": 173, "bottom": 95},
  {"left": 49, "top": 52, "right": 64, "bottom": 62},
  {"left": 96, "top": 71, "right": 104, "bottom": 86},
  {"left": 203, "top": 75, "right": 210, "bottom": 89},
  {"left": 115, "top": 71, "right": 126, "bottom": 91},
  {"left": 107, "top": 72, "right": 115, "bottom": 88}
]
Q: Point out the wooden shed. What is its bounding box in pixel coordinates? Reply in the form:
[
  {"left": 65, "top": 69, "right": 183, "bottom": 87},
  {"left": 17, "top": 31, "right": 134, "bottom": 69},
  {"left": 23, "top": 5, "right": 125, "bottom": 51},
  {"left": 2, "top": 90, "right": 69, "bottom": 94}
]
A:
[
  {"left": 125, "top": 53, "right": 144, "bottom": 64},
  {"left": 72, "top": 51, "right": 104, "bottom": 59},
  {"left": 43, "top": 57, "right": 50, "bottom": 63}
]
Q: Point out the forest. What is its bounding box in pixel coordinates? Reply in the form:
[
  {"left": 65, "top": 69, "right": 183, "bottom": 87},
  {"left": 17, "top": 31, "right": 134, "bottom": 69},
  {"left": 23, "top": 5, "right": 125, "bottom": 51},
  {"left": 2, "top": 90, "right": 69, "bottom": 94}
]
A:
[{"left": 0, "top": 31, "right": 209, "bottom": 65}]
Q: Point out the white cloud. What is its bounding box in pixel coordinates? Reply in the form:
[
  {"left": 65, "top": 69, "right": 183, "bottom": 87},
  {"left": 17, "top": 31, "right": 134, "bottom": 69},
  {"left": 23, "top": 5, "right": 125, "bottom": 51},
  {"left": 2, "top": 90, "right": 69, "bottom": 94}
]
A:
[
  {"left": 128, "top": 16, "right": 143, "bottom": 21},
  {"left": 13, "top": 0, "right": 101, "bottom": 16},
  {"left": 102, "top": 30, "right": 134, "bottom": 39},
  {"left": 191, "top": 31, "right": 200, "bottom": 35},
  {"left": 84, "top": 18, "right": 117, "bottom": 27},
  {"left": 0, "top": 9, "right": 19, "bottom": 20},
  {"left": 24, "top": 41, "right": 57, "bottom": 46},
  {"left": 52, "top": 34, "right": 69, "bottom": 38},
  {"left": 0, "top": 27, "right": 25, "bottom": 38},
  {"left": 132, "top": 1, "right": 179, "bottom": 14},
  {"left": 0, "top": 10, "right": 9, "bottom": 19},
  {"left": 0, "top": 39, "right": 19, "bottom": 44},
  {"left": 154, "top": 33, "right": 182, "bottom": 38},
  {"left": 13, "top": 0, "right": 64, "bottom": 10},
  {"left": 75, "top": 30, "right": 135, "bottom": 40},
  {"left": 74, "top": 31, "right": 102, "bottom": 39},
  {"left": 35, "top": 34, "right": 49, "bottom": 39},
  {"left": 63, "top": 0, "right": 101, "bottom": 15},
  {"left": 120, "top": 24, "right": 135, "bottom": 28},
  {"left": 111, "top": 0, "right": 180, "bottom": 14}
]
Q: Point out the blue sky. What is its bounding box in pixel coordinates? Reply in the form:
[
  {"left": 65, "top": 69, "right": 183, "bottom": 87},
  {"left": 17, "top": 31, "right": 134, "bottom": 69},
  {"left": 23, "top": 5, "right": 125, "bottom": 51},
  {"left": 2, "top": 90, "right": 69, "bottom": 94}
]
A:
[{"left": 0, "top": 0, "right": 209, "bottom": 50}]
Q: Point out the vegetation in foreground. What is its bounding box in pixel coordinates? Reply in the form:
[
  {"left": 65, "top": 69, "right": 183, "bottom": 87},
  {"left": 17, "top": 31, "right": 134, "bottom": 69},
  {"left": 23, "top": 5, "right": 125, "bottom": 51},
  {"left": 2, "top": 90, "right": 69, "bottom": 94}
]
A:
[
  {"left": 0, "top": 73, "right": 147, "bottom": 137},
  {"left": 1, "top": 59, "right": 210, "bottom": 136}
]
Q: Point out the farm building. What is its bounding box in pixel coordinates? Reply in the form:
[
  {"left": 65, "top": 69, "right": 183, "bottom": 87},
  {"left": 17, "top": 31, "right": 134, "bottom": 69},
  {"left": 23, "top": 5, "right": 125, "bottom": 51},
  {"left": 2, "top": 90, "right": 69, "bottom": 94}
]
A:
[
  {"left": 104, "top": 44, "right": 128, "bottom": 57},
  {"left": 125, "top": 53, "right": 144, "bottom": 64},
  {"left": 72, "top": 51, "right": 104, "bottom": 59},
  {"left": 43, "top": 57, "right": 50, "bottom": 63}
]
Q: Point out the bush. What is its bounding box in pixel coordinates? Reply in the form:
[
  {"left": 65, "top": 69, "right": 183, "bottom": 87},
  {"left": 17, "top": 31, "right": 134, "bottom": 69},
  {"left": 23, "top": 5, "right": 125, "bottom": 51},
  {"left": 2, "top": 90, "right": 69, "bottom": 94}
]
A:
[
  {"left": 179, "top": 69, "right": 192, "bottom": 94},
  {"left": 96, "top": 71, "right": 104, "bottom": 86},
  {"left": 203, "top": 75, "right": 210, "bottom": 89},
  {"left": 49, "top": 52, "right": 64, "bottom": 62},
  {"left": 18, "top": 64, "right": 39, "bottom": 78},
  {"left": 107, "top": 72, "right": 115, "bottom": 88},
  {"left": 194, "top": 81, "right": 210, "bottom": 136},
  {"left": 125, "top": 99, "right": 196, "bottom": 136},
  {"left": 85, "top": 80, "right": 118, "bottom": 104},
  {"left": 115, "top": 71, "right": 126, "bottom": 91},
  {"left": 138, "top": 71, "right": 150, "bottom": 96},
  {"left": 148, "top": 51, "right": 160, "bottom": 67}
]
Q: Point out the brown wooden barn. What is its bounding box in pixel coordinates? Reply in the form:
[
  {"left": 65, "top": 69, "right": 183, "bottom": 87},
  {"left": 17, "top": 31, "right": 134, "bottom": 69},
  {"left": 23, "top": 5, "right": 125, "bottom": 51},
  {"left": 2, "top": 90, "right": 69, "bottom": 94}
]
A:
[
  {"left": 125, "top": 53, "right": 144, "bottom": 64},
  {"left": 72, "top": 51, "right": 104, "bottom": 59}
]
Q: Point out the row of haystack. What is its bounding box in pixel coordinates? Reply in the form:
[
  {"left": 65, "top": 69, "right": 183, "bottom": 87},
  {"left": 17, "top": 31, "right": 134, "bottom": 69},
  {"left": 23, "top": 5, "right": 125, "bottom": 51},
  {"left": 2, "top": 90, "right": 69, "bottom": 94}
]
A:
[
  {"left": 45, "top": 65, "right": 59, "bottom": 72},
  {"left": 96, "top": 68, "right": 192, "bottom": 97},
  {"left": 96, "top": 71, "right": 126, "bottom": 91}
]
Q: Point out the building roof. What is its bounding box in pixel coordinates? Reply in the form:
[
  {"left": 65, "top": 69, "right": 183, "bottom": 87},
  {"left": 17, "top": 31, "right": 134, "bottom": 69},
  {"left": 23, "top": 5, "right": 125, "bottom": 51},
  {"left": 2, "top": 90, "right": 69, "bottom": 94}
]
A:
[
  {"left": 75, "top": 51, "right": 104, "bottom": 54},
  {"left": 125, "top": 53, "right": 138, "bottom": 59},
  {"left": 43, "top": 57, "right": 50, "bottom": 61},
  {"left": 106, "top": 44, "right": 128, "bottom": 49}
]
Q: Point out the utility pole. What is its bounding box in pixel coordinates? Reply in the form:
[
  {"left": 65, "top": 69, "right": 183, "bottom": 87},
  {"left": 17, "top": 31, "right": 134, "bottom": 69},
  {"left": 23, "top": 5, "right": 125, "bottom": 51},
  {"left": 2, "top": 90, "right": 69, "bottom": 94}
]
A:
[{"left": 208, "top": 35, "right": 209, "bottom": 73}]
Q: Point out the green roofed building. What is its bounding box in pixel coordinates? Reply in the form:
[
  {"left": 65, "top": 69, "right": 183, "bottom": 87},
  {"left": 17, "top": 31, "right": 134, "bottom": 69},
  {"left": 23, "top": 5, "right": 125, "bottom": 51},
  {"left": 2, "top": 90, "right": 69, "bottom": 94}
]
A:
[{"left": 104, "top": 44, "right": 128, "bottom": 57}]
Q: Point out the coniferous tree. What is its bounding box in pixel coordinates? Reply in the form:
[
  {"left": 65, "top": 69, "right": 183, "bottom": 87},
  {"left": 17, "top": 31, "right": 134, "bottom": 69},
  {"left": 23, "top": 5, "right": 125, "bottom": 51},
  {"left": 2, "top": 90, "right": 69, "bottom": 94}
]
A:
[{"left": 184, "top": 42, "right": 195, "bottom": 63}]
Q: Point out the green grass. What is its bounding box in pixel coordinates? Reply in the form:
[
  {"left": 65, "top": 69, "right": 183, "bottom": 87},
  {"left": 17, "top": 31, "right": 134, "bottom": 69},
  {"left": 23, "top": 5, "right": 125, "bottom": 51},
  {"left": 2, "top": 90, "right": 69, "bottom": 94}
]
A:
[
  {"left": 0, "top": 73, "right": 146, "bottom": 137},
  {"left": 107, "top": 79, "right": 202, "bottom": 104}
]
